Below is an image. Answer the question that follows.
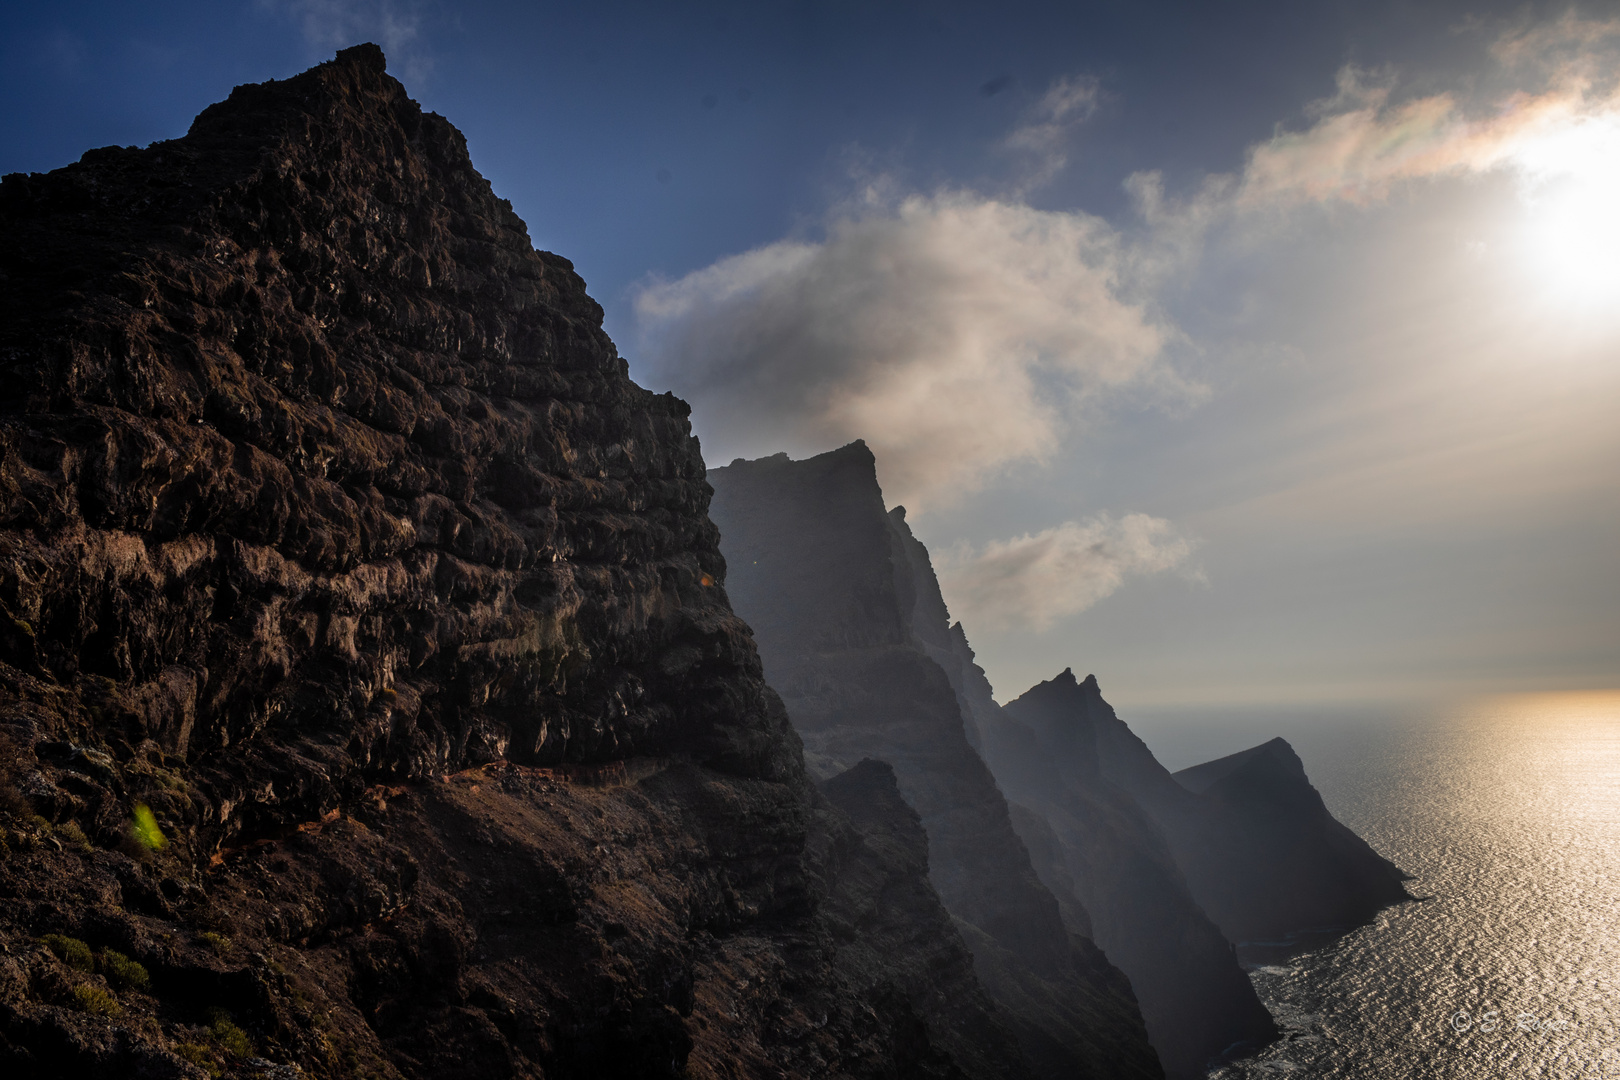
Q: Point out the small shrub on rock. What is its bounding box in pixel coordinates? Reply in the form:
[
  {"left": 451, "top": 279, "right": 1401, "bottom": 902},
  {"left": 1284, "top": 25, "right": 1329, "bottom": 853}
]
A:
[
  {"left": 98, "top": 948, "right": 150, "bottom": 991},
  {"left": 40, "top": 934, "right": 94, "bottom": 971},
  {"left": 206, "top": 1009, "right": 254, "bottom": 1058},
  {"left": 175, "top": 1042, "right": 223, "bottom": 1078},
  {"left": 70, "top": 983, "right": 122, "bottom": 1017}
]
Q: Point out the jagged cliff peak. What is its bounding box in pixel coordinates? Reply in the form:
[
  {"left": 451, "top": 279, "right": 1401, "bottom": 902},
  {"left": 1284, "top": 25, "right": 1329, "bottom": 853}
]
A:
[
  {"left": 1173, "top": 737, "right": 1301, "bottom": 794},
  {"left": 0, "top": 48, "right": 1012, "bottom": 1080}
]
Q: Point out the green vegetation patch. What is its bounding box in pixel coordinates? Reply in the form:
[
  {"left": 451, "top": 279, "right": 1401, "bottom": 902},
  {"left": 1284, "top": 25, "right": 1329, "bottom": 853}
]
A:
[
  {"left": 70, "top": 983, "right": 122, "bottom": 1017},
  {"left": 40, "top": 934, "right": 94, "bottom": 971},
  {"left": 131, "top": 803, "right": 167, "bottom": 850},
  {"left": 175, "top": 1042, "right": 223, "bottom": 1078},
  {"left": 98, "top": 948, "right": 150, "bottom": 992},
  {"left": 206, "top": 1008, "right": 254, "bottom": 1058}
]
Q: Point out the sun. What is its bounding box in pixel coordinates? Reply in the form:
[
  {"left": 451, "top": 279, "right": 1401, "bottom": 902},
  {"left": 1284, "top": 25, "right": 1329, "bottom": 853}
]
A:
[{"left": 1512, "top": 118, "right": 1620, "bottom": 311}]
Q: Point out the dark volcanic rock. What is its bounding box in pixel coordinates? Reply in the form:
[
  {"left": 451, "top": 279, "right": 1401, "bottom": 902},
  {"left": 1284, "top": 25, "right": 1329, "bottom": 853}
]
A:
[
  {"left": 885, "top": 500, "right": 1409, "bottom": 1075},
  {"left": 1168, "top": 736, "right": 1412, "bottom": 942},
  {"left": 0, "top": 46, "right": 1032, "bottom": 1080},
  {"left": 708, "top": 443, "right": 1163, "bottom": 1080},
  {"left": 999, "top": 674, "right": 1411, "bottom": 947},
  {"left": 816, "top": 759, "right": 1024, "bottom": 1080}
]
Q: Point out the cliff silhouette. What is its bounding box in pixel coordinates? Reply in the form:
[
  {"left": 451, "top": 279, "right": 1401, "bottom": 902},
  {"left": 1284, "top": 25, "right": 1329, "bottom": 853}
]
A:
[
  {"left": 710, "top": 443, "right": 1411, "bottom": 1079},
  {"left": 0, "top": 46, "right": 1063, "bottom": 1080}
]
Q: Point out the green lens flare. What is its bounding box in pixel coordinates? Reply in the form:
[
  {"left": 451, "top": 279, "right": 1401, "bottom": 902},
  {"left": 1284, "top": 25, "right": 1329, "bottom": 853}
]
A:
[{"left": 132, "top": 804, "right": 166, "bottom": 850}]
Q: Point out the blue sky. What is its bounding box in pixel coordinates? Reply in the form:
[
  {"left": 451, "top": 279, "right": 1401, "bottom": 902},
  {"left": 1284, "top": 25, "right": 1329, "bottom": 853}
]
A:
[{"left": 4, "top": 1, "right": 1617, "bottom": 707}]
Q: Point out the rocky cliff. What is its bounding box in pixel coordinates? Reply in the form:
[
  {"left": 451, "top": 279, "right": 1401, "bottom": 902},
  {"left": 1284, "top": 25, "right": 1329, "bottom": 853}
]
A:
[
  {"left": 1169, "top": 736, "right": 1412, "bottom": 943},
  {"left": 707, "top": 444, "right": 1163, "bottom": 1080},
  {"left": 0, "top": 46, "right": 1035, "bottom": 1080},
  {"left": 865, "top": 484, "right": 1276, "bottom": 1079},
  {"left": 995, "top": 675, "right": 1411, "bottom": 948},
  {"left": 991, "top": 674, "right": 1279, "bottom": 1079},
  {"left": 713, "top": 443, "right": 1410, "bottom": 1080}
]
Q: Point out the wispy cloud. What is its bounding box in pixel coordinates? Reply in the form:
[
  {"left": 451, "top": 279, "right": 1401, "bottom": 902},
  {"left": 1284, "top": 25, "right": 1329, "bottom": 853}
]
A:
[
  {"left": 1116, "top": 17, "right": 1620, "bottom": 312},
  {"left": 1218, "top": 19, "right": 1620, "bottom": 210},
  {"left": 936, "top": 514, "right": 1199, "bottom": 631},
  {"left": 1005, "top": 75, "right": 1102, "bottom": 192},
  {"left": 634, "top": 189, "right": 1186, "bottom": 512},
  {"left": 265, "top": 0, "right": 434, "bottom": 80}
]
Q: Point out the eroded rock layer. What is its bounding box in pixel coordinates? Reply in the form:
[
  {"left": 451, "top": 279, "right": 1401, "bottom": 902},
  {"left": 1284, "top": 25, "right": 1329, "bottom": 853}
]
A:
[{"left": 0, "top": 46, "right": 1021, "bottom": 1080}]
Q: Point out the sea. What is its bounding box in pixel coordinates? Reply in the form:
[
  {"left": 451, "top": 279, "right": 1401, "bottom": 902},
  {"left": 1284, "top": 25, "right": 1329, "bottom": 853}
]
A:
[{"left": 1126, "top": 692, "right": 1620, "bottom": 1079}]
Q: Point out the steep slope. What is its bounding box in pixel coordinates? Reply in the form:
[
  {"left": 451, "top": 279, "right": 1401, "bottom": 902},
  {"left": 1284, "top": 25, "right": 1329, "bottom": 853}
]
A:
[
  {"left": 707, "top": 444, "right": 1162, "bottom": 1080},
  {"left": 883, "top": 509, "right": 1278, "bottom": 1079},
  {"left": 1168, "top": 737, "right": 1413, "bottom": 943},
  {"left": 994, "top": 674, "right": 1278, "bottom": 1078},
  {"left": 815, "top": 759, "right": 1026, "bottom": 1080},
  {"left": 0, "top": 46, "right": 1016, "bottom": 1080},
  {"left": 1000, "top": 675, "right": 1410, "bottom": 945}
]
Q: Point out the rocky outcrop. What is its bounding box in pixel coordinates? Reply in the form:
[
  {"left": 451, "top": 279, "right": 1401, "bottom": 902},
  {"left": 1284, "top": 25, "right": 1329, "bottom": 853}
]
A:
[
  {"left": 880, "top": 494, "right": 1277, "bottom": 1079},
  {"left": 881, "top": 497, "right": 1408, "bottom": 1075},
  {"left": 0, "top": 45, "right": 1045, "bottom": 1080},
  {"left": 1169, "top": 736, "right": 1412, "bottom": 942},
  {"left": 708, "top": 444, "right": 1163, "bottom": 1080},
  {"left": 815, "top": 759, "right": 1025, "bottom": 1080},
  {"left": 991, "top": 674, "right": 1278, "bottom": 1079},
  {"left": 997, "top": 674, "right": 1411, "bottom": 947}
]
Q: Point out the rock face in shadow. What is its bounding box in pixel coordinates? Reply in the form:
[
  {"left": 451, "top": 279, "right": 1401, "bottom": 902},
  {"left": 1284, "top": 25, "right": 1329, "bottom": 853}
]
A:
[
  {"left": 0, "top": 46, "right": 1043, "bottom": 1080},
  {"left": 816, "top": 758, "right": 1025, "bottom": 1080},
  {"left": 884, "top": 501, "right": 1280, "bottom": 1079},
  {"left": 1168, "top": 737, "right": 1413, "bottom": 942},
  {"left": 989, "top": 673, "right": 1279, "bottom": 1078},
  {"left": 996, "top": 675, "right": 1411, "bottom": 947},
  {"left": 707, "top": 443, "right": 1163, "bottom": 1080}
]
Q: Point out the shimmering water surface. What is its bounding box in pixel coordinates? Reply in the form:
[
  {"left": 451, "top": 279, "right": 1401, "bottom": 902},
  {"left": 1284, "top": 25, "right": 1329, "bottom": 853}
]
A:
[{"left": 1129, "top": 692, "right": 1620, "bottom": 1079}]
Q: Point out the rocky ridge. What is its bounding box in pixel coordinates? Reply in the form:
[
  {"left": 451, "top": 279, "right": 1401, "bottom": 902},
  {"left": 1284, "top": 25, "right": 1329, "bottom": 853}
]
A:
[
  {"left": 0, "top": 46, "right": 1036, "bottom": 1080},
  {"left": 713, "top": 442, "right": 1412, "bottom": 1080}
]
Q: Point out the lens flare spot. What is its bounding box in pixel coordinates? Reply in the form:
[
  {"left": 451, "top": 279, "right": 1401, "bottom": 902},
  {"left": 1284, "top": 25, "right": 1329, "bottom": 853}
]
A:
[{"left": 131, "top": 803, "right": 167, "bottom": 850}]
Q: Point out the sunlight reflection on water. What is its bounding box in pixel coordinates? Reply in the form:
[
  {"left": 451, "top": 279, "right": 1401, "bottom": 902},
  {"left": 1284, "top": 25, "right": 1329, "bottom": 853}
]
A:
[{"left": 1133, "top": 692, "right": 1620, "bottom": 1079}]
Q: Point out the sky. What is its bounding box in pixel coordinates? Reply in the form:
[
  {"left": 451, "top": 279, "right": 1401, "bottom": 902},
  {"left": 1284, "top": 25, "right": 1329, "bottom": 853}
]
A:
[{"left": 3, "top": 0, "right": 1617, "bottom": 709}]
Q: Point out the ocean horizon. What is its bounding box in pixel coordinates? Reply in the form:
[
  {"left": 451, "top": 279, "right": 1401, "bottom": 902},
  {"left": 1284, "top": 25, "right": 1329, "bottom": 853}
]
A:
[{"left": 1125, "top": 692, "right": 1620, "bottom": 1078}]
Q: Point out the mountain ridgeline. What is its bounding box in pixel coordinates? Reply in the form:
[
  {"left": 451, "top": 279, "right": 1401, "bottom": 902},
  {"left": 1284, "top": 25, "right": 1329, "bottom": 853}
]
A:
[
  {"left": 707, "top": 443, "right": 1412, "bottom": 1080},
  {"left": 0, "top": 45, "right": 1110, "bottom": 1080},
  {"left": 0, "top": 42, "right": 1405, "bottom": 1080}
]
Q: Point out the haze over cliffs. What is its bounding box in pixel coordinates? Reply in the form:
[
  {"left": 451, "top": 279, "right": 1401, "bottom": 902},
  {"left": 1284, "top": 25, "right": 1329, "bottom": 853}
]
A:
[
  {"left": 709, "top": 443, "right": 1412, "bottom": 1080},
  {"left": 707, "top": 445, "right": 1162, "bottom": 1080},
  {"left": 0, "top": 46, "right": 1120, "bottom": 1080},
  {"left": 0, "top": 40, "right": 1411, "bottom": 1080}
]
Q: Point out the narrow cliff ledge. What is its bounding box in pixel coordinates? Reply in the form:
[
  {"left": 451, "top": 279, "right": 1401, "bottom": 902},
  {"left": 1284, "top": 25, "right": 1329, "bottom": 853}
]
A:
[{"left": 0, "top": 47, "right": 1016, "bottom": 1080}]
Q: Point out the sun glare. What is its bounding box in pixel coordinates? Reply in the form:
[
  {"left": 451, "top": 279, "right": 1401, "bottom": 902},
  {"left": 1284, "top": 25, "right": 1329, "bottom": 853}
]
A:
[{"left": 1513, "top": 116, "right": 1620, "bottom": 311}]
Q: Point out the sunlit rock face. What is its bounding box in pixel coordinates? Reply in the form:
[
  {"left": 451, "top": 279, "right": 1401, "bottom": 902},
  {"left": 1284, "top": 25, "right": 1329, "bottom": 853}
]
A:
[
  {"left": 0, "top": 45, "right": 1030, "bottom": 1079},
  {"left": 708, "top": 442, "right": 1164, "bottom": 1080}
]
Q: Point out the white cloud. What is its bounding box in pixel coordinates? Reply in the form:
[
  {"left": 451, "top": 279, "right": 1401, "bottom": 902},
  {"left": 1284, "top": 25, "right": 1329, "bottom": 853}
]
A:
[
  {"left": 935, "top": 514, "right": 1199, "bottom": 632},
  {"left": 1114, "top": 20, "right": 1620, "bottom": 313},
  {"left": 634, "top": 190, "right": 1183, "bottom": 512},
  {"left": 1229, "top": 20, "right": 1620, "bottom": 210}
]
